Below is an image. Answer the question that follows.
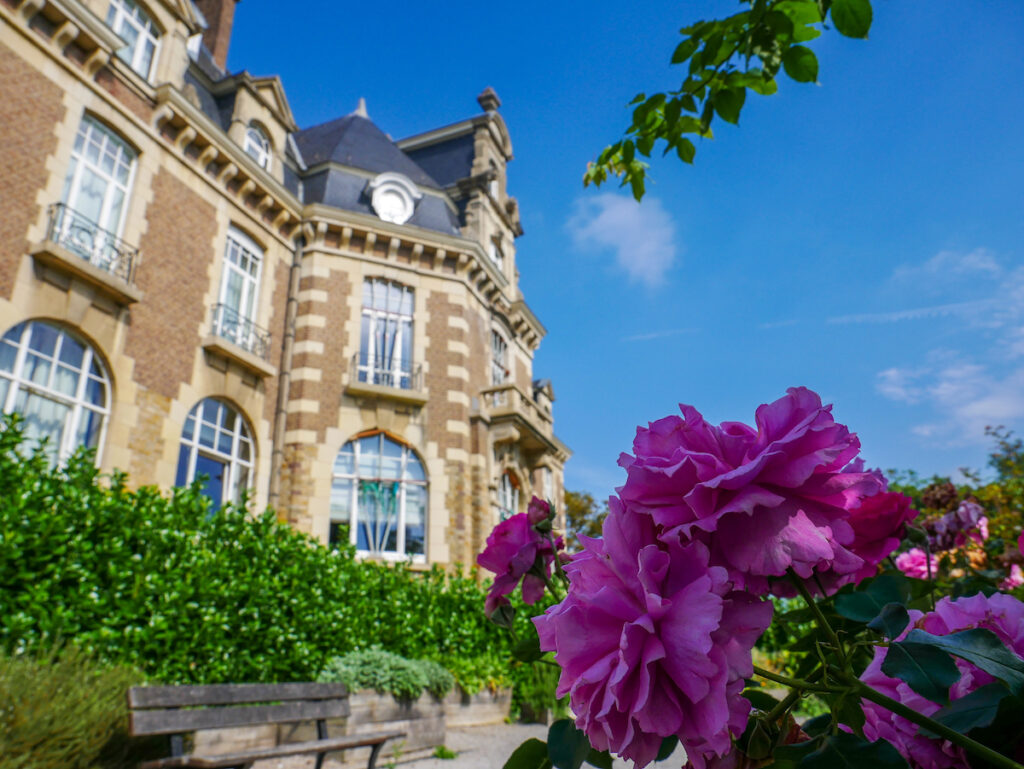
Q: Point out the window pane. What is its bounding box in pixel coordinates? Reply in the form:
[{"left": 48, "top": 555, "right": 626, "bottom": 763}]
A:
[
  {"left": 182, "top": 413, "right": 195, "bottom": 441},
  {"left": 358, "top": 480, "right": 398, "bottom": 554},
  {"left": 0, "top": 340, "right": 18, "bottom": 372},
  {"left": 24, "top": 353, "right": 51, "bottom": 387},
  {"left": 217, "top": 428, "right": 233, "bottom": 456},
  {"left": 53, "top": 364, "right": 78, "bottom": 397},
  {"left": 29, "top": 323, "right": 59, "bottom": 357},
  {"left": 57, "top": 335, "right": 84, "bottom": 368},
  {"left": 404, "top": 485, "right": 426, "bottom": 556},
  {"left": 15, "top": 390, "right": 70, "bottom": 458},
  {"left": 175, "top": 444, "right": 191, "bottom": 487},
  {"left": 202, "top": 399, "right": 219, "bottom": 423},
  {"left": 334, "top": 443, "right": 355, "bottom": 475},
  {"left": 76, "top": 408, "right": 104, "bottom": 450},
  {"left": 138, "top": 38, "right": 155, "bottom": 79},
  {"left": 198, "top": 419, "right": 216, "bottom": 449},
  {"left": 380, "top": 437, "right": 402, "bottom": 480},
  {"left": 358, "top": 434, "right": 378, "bottom": 476},
  {"left": 330, "top": 477, "right": 352, "bottom": 517},
  {"left": 403, "top": 454, "right": 425, "bottom": 482}
]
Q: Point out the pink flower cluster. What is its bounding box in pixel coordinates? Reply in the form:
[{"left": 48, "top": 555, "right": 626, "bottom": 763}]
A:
[
  {"left": 895, "top": 548, "right": 940, "bottom": 580},
  {"left": 616, "top": 386, "right": 916, "bottom": 596},
  {"left": 528, "top": 388, "right": 916, "bottom": 768},
  {"left": 860, "top": 592, "right": 1024, "bottom": 769},
  {"left": 476, "top": 497, "right": 563, "bottom": 617}
]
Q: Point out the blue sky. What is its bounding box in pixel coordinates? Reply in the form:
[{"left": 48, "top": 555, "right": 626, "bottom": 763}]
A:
[{"left": 230, "top": 2, "right": 1024, "bottom": 499}]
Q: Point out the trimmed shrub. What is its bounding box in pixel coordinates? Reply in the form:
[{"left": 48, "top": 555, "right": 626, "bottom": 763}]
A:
[
  {"left": 418, "top": 658, "right": 456, "bottom": 699},
  {"left": 320, "top": 649, "right": 427, "bottom": 701}
]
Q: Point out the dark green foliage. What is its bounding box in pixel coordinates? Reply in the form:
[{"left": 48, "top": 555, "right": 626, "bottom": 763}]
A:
[
  {"left": 0, "top": 647, "right": 155, "bottom": 769},
  {"left": 548, "top": 719, "right": 591, "bottom": 769},
  {"left": 0, "top": 416, "right": 505, "bottom": 690}
]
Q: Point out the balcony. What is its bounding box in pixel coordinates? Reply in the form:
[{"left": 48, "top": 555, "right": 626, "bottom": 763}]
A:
[
  {"left": 345, "top": 354, "right": 427, "bottom": 406},
  {"left": 201, "top": 304, "right": 275, "bottom": 378},
  {"left": 477, "top": 382, "right": 569, "bottom": 460},
  {"left": 30, "top": 203, "right": 141, "bottom": 304}
]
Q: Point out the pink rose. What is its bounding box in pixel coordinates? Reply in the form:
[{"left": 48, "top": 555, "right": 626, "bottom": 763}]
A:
[
  {"left": 860, "top": 593, "right": 1024, "bottom": 769},
  {"left": 1001, "top": 564, "right": 1024, "bottom": 591},
  {"left": 533, "top": 498, "right": 773, "bottom": 769},
  {"left": 477, "top": 512, "right": 562, "bottom": 616},
  {"left": 847, "top": 490, "right": 918, "bottom": 582},
  {"left": 617, "top": 387, "right": 897, "bottom": 595},
  {"left": 527, "top": 495, "right": 552, "bottom": 525},
  {"left": 894, "top": 548, "right": 939, "bottom": 580}
]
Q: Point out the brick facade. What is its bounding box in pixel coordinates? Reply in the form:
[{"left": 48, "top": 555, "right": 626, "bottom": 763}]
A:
[{"left": 0, "top": 0, "right": 569, "bottom": 571}]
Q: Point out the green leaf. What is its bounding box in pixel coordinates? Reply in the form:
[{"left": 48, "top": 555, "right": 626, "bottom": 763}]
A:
[
  {"left": 830, "top": 0, "right": 872, "bottom": 39},
  {"left": 676, "top": 138, "right": 696, "bottom": 164},
  {"left": 799, "top": 732, "right": 910, "bottom": 769},
  {"left": 867, "top": 602, "right": 910, "bottom": 639},
  {"left": 585, "top": 748, "right": 613, "bottom": 769},
  {"left": 671, "top": 37, "right": 700, "bottom": 64},
  {"left": 882, "top": 641, "right": 961, "bottom": 704},
  {"left": 656, "top": 736, "right": 679, "bottom": 761},
  {"left": 832, "top": 691, "right": 867, "bottom": 738},
  {"left": 924, "top": 683, "right": 1010, "bottom": 736},
  {"left": 548, "top": 719, "right": 591, "bottom": 769},
  {"left": 712, "top": 87, "right": 745, "bottom": 124},
  {"left": 835, "top": 575, "right": 911, "bottom": 622},
  {"left": 743, "top": 688, "right": 781, "bottom": 711},
  {"left": 904, "top": 628, "right": 1024, "bottom": 696},
  {"left": 782, "top": 45, "right": 818, "bottom": 83},
  {"left": 512, "top": 633, "right": 544, "bottom": 663},
  {"left": 504, "top": 739, "right": 553, "bottom": 769}
]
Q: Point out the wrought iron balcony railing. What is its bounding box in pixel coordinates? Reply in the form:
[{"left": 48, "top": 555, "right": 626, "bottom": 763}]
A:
[
  {"left": 210, "top": 304, "right": 271, "bottom": 360},
  {"left": 45, "top": 203, "right": 139, "bottom": 284},
  {"left": 351, "top": 353, "right": 423, "bottom": 391}
]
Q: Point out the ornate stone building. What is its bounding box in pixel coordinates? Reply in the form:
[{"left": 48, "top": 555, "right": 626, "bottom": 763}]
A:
[{"left": 0, "top": 0, "right": 569, "bottom": 568}]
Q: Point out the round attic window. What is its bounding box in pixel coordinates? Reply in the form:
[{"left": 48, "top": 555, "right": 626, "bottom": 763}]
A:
[{"left": 367, "top": 172, "right": 422, "bottom": 225}]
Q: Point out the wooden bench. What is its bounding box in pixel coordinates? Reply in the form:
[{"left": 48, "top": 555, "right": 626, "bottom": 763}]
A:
[{"left": 128, "top": 683, "right": 405, "bottom": 769}]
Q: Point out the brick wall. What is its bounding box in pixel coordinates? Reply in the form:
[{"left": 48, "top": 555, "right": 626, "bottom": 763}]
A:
[
  {"left": 425, "top": 290, "right": 469, "bottom": 452},
  {"left": 125, "top": 169, "right": 217, "bottom": 399},
  {"left": 262, "top": 258, "right": 290, "bottom": 423},
  {"left": 0, "top": 41, "right": 66, "bottom": 300}
]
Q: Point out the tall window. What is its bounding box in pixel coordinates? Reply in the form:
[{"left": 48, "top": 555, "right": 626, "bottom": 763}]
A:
[
  {"left": 213, "top": 228, "right": 263, "bottom": 353},
  {"left": 60, "top": 116, "right": 136, "bottom": 268},
  {"left": 106, "top": 0, "right": 160, "bottom": 80},
  {"left": 330, "top": 432, "right": 427, "bottom": 559},
  {"left": 0, "top": 321, "right": 110, "bottom": 463},
  {"left": 359, "top": 279, "right": 414, "bottom": 389},
  {"left": 488, "top": 239, "right": 504, "bottom": 269},
  {"left": 491, "top": 331, "right": 508, "bottom": 386},
  {"left": 243, "top": 125, "right": 272, "bottom": 171},
  {"left": 542, "top": 466, "right": 554, "bottom": 502},
  {"left": 497, "top": 471, "right": 519, "bottom": 521},
  {"left": 175, "top": 398, "right": 253, "bottom": 510}
]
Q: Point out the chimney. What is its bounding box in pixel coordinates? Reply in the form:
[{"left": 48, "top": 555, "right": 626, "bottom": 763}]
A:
[{"left": 194, "top": 0, "right": 239, "bottom": 71}]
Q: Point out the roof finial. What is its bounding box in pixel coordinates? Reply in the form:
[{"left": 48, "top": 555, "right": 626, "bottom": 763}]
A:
[
  {"left": 353, "top": 97, "right": 368, "bottom": 118},
  {"left": 477, "top": 87, "right": 501, "bottom": 112}
]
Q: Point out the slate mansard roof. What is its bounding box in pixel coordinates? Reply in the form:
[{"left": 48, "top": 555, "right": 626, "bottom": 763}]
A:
[{"left": 184, "top": 52, "right": 481, "bottom": 237}]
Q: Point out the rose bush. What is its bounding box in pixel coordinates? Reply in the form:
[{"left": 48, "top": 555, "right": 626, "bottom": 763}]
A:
[{"left": 479, "top": 387, "right": 1024, "bottom": 769}]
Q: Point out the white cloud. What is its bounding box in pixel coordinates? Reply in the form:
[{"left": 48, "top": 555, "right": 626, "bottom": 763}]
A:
[
  {"left": 891, "top": 248, "right": 1002, "bottom": 285},
  {"left": 828, "top": 300, "right": 992, "bottom": 325},
  {"left": 567, "top": 193, "right": 678, "bottom": 288},
  {"left": 621, "top": 327, "right": 695, "bottom": 342},
  {"left": 875, "top": 361, "right": 1024, "bottom": 445}
]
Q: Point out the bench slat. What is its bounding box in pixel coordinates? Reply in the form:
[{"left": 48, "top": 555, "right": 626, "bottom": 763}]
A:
[
  {"left": 128, "top": 682, "right": 349, "bottom": 708},
  {"left": 130, "top": 699, "right": 351, "bottom": 736},
  {"left": 137, "top": 731, "right": 406, "bottom": 769}
]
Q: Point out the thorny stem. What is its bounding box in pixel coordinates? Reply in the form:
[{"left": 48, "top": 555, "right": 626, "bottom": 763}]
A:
[
  {"left": 836, "top": 671, "right": 1024, "bottom": 769},
  {"left": 752, "top": 665, "right": 840, "bottom": 694},
  {"left": 764, "top": 688, "right": 803, "bottom": 722},
  {"left": 788, "top": 569, "right": 846, "bottom": 666}
]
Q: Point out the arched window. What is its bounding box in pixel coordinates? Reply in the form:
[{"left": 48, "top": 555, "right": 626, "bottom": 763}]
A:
[
  {"left": 105, "top": 0, "right": 160, "bottom": 80},
  {"left": 175, "top": 398, "right": 253, "bottom": 510},
  {"left": 243, "top": 125, "right": 272, "bottom": 171},
  {"left": 330, "top": 432, "right": 427, "bottom": 559},
  {"left": 0, "top": 321, "right": 110, "bottom": 463},
  {"left": 497, "top": 470, "right": 520, "bottom": 521}
]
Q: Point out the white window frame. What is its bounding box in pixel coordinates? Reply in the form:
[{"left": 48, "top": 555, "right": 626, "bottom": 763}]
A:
[
  {"left": 491, "top": 330, "right": 509, "bottom": 387},
  {"left": 63, "top": 116, "right": 137, "bottom": 243},
  {"left": 106, "top": 0, "right": 160, "bottom": 81},
  {"left": 0, "top": 321, "right": 110, "bottom": 465},
  {"left": 330, "top": 433, "right": 428, "bottom": 561},
  {"left": 498, "top": 471, "right": 519, "bottom": 521},
  {"left": 176, "top": 398, "right": 254, "bottom": 508},
  {"left": 213, "top": 227, "right": 264, "bottom": 348},
  {"left": 243, "top": 125, "right": 272, "bottom": 172},
  {"left": 359, "top": 278, "right": 414, "bottom": 389},
  {"left": 542, "top": 466, "right": 554, "bottom": 502}
]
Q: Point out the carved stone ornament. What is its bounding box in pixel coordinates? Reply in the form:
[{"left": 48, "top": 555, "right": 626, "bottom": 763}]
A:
[{"left": 367, "top": 172, "right": 422, "bottom": 225}]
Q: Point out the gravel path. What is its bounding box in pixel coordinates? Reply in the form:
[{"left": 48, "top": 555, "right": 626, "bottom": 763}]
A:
[{"left": 399, "top": 723, "right": 688, "bottom": 769}]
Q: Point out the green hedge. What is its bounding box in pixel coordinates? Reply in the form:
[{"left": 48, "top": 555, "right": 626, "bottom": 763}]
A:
[{"left": 0, "top": 416, "right": 508, "bottom": 689}]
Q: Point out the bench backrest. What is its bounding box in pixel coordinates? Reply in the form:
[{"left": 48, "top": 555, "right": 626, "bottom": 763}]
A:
[{"left": 128, "top": 683, "right": 351, "bottom": 736}]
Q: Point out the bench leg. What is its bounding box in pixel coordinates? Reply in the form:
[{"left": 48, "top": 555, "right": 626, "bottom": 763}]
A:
[
  {"left": 367, "top": 742, "right": 385, "bottom": 769},
  {"left": 314, "top": 750, "right": 326, "bottom": 769}
]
